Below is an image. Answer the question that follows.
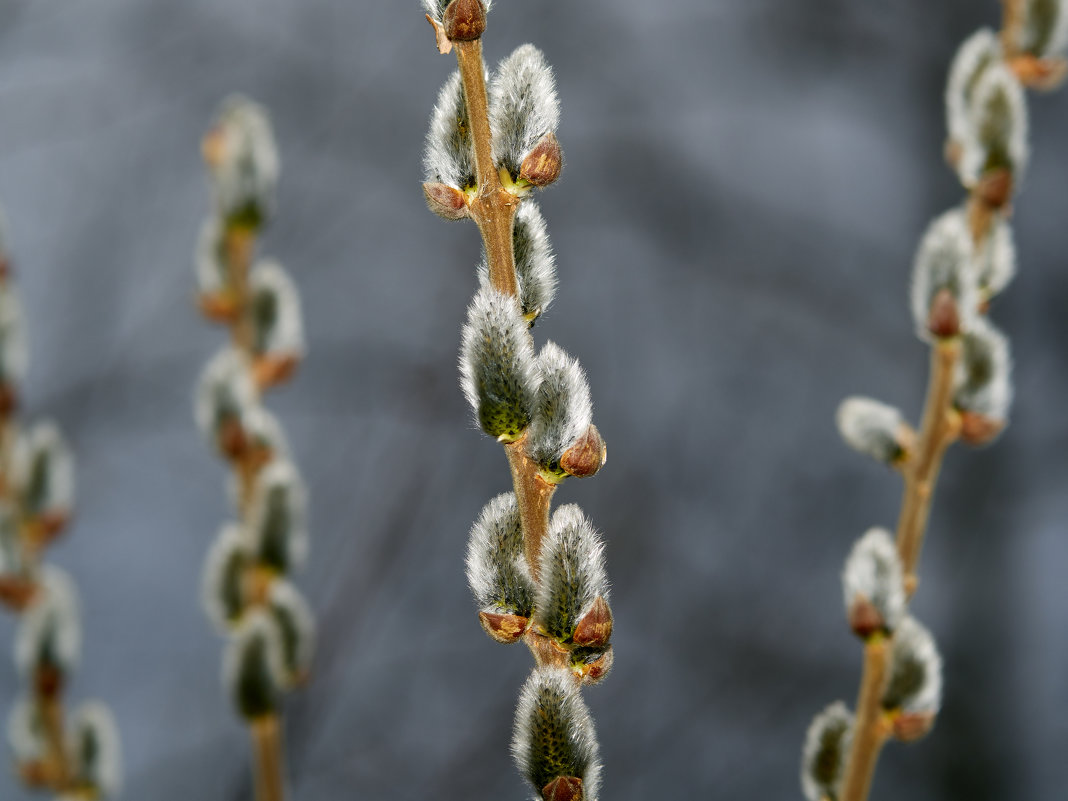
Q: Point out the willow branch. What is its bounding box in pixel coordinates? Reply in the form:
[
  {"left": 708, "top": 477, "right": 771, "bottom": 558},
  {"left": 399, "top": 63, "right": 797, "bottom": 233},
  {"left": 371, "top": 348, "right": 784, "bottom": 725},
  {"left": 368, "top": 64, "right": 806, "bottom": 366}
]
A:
[
  {"left": 250, "top": 715, "right": 286, "bottom": 801},
  {"left": 839, "top": 638, "right": 892, "bottom": 801}
]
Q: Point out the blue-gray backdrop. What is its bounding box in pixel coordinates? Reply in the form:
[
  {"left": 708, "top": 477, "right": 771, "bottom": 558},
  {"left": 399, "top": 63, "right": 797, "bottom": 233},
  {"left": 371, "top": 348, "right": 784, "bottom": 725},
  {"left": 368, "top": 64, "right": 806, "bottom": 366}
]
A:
[{"left": 0, "top": 1, "right": 1064, "bottom": 799}]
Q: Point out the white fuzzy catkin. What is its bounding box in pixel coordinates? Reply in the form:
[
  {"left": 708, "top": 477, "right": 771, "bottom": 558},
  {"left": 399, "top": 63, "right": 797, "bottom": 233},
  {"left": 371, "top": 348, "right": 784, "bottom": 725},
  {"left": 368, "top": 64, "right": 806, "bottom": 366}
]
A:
[
  {"left": 421, "top": 0, "right": 492, "bottom": 25},
  {"left": 955, "top": 316, "right": 1013, "bottom": 422},
  {"left": 526, "top": 342, "right": 593, "bottom": 471},
  {"left": 0, "top": 502, "right": 26, "bottom": 576},
  {"left": 945, "top": 29, "right": 1002, "bottom": 150},
  {"left": 836, "top": 397, "right": 906, "bottom": 465},
  {"left": 201, "top": 523, "right": 252, "bottom": 633},
  {"left": 1010, "top": 0, "right": 1068, "bottom": 58},
  {"left": 883, "top": 616, "right": 943, "bottom": 716},
  {"left": 975, "top": 217, "right": 1017, "bottom": 298},
  {"left": 247, "top": 459, "right": 308, "bottom": 574},
  {"left": 489, "top": 44, "right": 560, "bottom": 177},
  {"left": 195, "top": 217, "right": 228, "bottom": 295},
  {"left": 12, "top": 421, "right": 75, "bottom": 519},
  {"left": 223, "top": 609, "right": 287, "bottom": 720},
  {"left": 68, "top": 701, "right": 123, "bottom": 799},
  {"left": 478, "top": 201, "right": 558, "bottom": 322},
  {"left": 194, "top": 347, "right": 257, "bottom": 445},
  {"left": 7, "top": 695, "right": 46, "bottom": 762},
  {"left": 425, "top": 71, "right": 478, "bottom": 191},
  {"left": 909, "top": 208, "right": 979, "bottom": 339},
  {"left": 206, "top": 95, "right": 279, "bottom": 223},
  {"left": 459, "top": 286, "right": 539, "bottom": 441},
  {"left": 535, "top": 504, "right": 608, "bottom": 644},
  {"left": 466, "top": 492, "right": 535, "bottom": 616},
  {"left": 958, "top": 63, "right": 1029, "bottom": 186},
  {"left": 512, "top": 666, "right": 602, "bottom": 801},
  {"left": 15, "top": 565, "right": 81, "bottom": 680},
  {"left": 800, "top": 701, "right": 854, "bottom": 801},
  {"left": 249, "top": 259, "right": 305, "bottom": 359},
  {"left": 268, "top": 579, "right": 316, "bottom": 686},
  {"left": 842, "top": 528, "right": 906, "bottom": 633},
  {"left": 0, "top": 281, "right": 28, "bottom": 387}
]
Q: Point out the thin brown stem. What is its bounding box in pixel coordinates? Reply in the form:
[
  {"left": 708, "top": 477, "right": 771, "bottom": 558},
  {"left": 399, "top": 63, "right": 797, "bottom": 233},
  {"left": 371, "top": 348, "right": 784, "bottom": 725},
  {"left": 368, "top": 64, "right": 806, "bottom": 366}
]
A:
[
  {"left": 37, "top": 694, "right": 71, "bottom": 790},
  {"left": 839, "top": 638, "right": 892, "bottom": 801},
  {"left": 895, "top": 340, "right": 962, "bottom": 597},
  {"left": 250, "top": 715, "right": 286, "bottom": 801},
  {"left": 225, "top": 226, "right": 257, "bottom": 354},
  {"left": 504, "top": 438, "right": 556, "bottom": 581}
]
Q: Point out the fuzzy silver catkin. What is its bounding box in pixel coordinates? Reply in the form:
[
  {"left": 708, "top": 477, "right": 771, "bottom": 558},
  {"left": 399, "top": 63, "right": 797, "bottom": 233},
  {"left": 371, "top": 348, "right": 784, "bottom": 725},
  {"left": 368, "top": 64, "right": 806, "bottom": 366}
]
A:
[
  {"left": 267, "top": 579, "right": 316, "bottom": 686},
  {"left": 249, "top": 259, "right": 305, "bottom": 359},
  {"left": 15, "top": 566, "right": 81, "bottom": 680},
  {"left": 68, "top": 701, "right": 123, "bottom": 799},
  {"left": 478, "top": 201, "right": 558, "bottom": 322},
  {"left": 6, "top": 695, "right": 46, "bottom": 763},
  {"left": 882, "top": 616, "right": 943, "bottom": 716},
  {"left": 534, "top": 505, "right": 608, "bottom": 644},
  {"left": 11, "top": 421, "right": 75, "bottom": 520},
  {"left": 459, "top": 286, "right": 539, "bottom": 441},
  {"left": 223, "top": 609, "right": 286, "bottom": 720},
  {"left": 0, "top": 502, "right": 27, "bottom": 577},
  {"left": 201, "top": 523, "right": 252, "bottom": 633},
  {"left": 842, "top": 528, "right": 906, "bottom": 633},
  {"left": 425, "top": 71, "right": 478, "bottom": 191},
  {"left": 466, "top": 492, "right": 535, "bottom": 616},
  {"left": 489, "top": 44, "right": 560, "bottom": 178},
  {"left": 800, "top": 701, "right": 854, "bottom": 801},
  {"left": 194, "top": 347, "right": 257, "bottom": 445},
  {"left": 945, "top": 29, "right": 1002, "bottom": 151},
  {"left": 909, "top": 208, "right": 979, "bottom": 339},
  {"left": 195, "top": 216, "right": 228, "bottom": 295},
  {"left": 1010, "top": 0, "right": 1068, "bottom": 59},
  {"left": 422, "top": 0, "right": 492, "bottom": 25},
  {"left": 958, "top": 63, "right": 1029, "bottom": 186},
  {"left": 955, "top": 316, "right": 1013, "bottom": 422},
  {"left": 975, "top": 216, "right": 1017, "bottom": 298},
  {"left": 526, "top": 342, "right": 593, "bottom": 472},
  {"left": 247, "top": 460, "right": 309, "bottom": 575},
  {"left": 512, "top": 666, "right": 602, "bottom": 801},
  {"left": 206, "top": 95, "right": 279, "bottom": 224},
  {"left": 0, "top": 281, "right": 28, "bottom": 387},
  {"left": 835, "top": 397, "right": 906, "bottom": 465}
]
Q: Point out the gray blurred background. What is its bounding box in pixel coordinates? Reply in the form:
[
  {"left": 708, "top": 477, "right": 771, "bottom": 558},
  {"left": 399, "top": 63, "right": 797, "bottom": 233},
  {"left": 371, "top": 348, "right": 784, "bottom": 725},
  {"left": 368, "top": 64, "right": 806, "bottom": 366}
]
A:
[{"left": 0, "top": 0, "right": 1065, "bottom": 799}]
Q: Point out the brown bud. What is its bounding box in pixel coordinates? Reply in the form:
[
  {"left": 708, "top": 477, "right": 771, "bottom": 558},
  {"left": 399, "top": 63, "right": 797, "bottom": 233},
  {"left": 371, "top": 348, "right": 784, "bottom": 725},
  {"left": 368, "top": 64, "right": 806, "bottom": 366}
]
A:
[
  {"left": 892, "top": 711, "right": 935, "bottom": 742},
  {"left": 423, "top": 182, "right": 469, "bottom": 220},
  {"left": 254, "top": 353, "right": 299, "bottom": 390},
  {"left": 572, "top": 597, "right": 612, "bottom": 648},
  {"left": 198, "top": 291, "right": 241, "bottom": 324},
  {"left": 848, "top": 594, "right": 885, "bottom": 640},
  {"left": 1008, "top": 55, "right": 1068, "bottom": 91},
  {"left": 443, "top": 0, "right": 486, "bottom": 42},
  {"left": 478, "top": 610, "right": 530, "bottom": 644},
  {"left": 218, "top": 417, "right": 249, "bottom": 461},
  {"left": 559, "top": 424, "right": 606, "bottom": 479},
  {"left": 520, "top": 133, "right": 563, "bottom": 187},
  {"left": 975, "top": 168, "right": 1014, "bottom": 210},
  {"left": 927, "top": 288, "right": 960, "bottom": 339},
  {"left": 958, "top": 410, "right": 1004, "bottom": 447},
  {"left": 571, "top": 646, "right": 613, "bottom": 686},
  {"left": 0, "top": 382, "right": 18, "bottom": 419},
  {"left": 542, "top": 776, "right": 584, "bottom": 801},
  {"left": 26, "top": 513, "right": 69, "bottom": 551},
  {"left": 0, "top": 576, "right": 38, "bottom": 611},
  {"left": 34, "top": 665, "right": 64, "bottom": 699}
]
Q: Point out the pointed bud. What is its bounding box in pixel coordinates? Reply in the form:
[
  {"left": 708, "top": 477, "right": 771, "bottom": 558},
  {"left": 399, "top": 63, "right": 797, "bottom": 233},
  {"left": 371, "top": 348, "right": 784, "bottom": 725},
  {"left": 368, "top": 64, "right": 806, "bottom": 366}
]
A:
[
  {"left": 466, "top": 493, "right": 536, "bottom": 636},
  {"left": 535, "top": 505, "right": 610, "bottom": 647},
  {"left": 201, "top": 524, "right": 252, "bottom": 633},
  {"left": 572, "top": 596, "right": 612, "bottom": 649},
  {"left": 425, "top": 71, "right": 478, "bottom": 192},
  {"left": 249, "top": 260, "right": 305, "bottom": 387},
  {"left": 800, "top": 702, "right": 854, "bottom": 801},
  {"left": 910, "top": 208, "right": 979, "bottom": 340},
  {"left": 543, "top": 776, "right": 584, "bottom": 801},
  {"left": 560, "top": 425, "right": 607, "bottom": 480},
  {"left": 479, "top": 200, "right": 557, "bottom": 322},
  {"left": 443, "top": 0, "right": 486, "bottom": 41},
  {"left": 490, "top": 45, "right": 560, "bottom": 180},
  {"left": 247, "top": 460, "right": 308, "bottom": 575},
  {"left": 203, "top": 95, "right": 279, "bottom": 229},
  {"left": 459, "top": 287, "right": 539, "bottom": 441},
  {"left": 954, "top": 317, "right": 1012, "bottom": 445},
  {"left": 882, "top": 616, "right": 943, "bottom": 726},
  {"left": 224, "top": 610, "right": 286, "bottom": 721},
  {"left": 422, "top": 0, "right": 491, "bottom": 27},
  {"left": 892, "top": 711, "right": 936, "bottom": 743},
  {"left": 945, "top": 29, "right": 1002, "bottom": 156},
  {"left": 15, "top": 566, "right": 80, "bottom": 696},
  {"left": 267, "top": 579, "right": 315, "bottom": 687},
  {"left": 195, "top": 348, "right": 258, "bottom": 459},
  {"left": 520, "top": 133, "right": 564, "bottom": 188},
  {"left": 1007, "top": 53, "right": 1068, "bottom": 90},
  {"left": 423, "top": 182, "right": 469, "bottom": 220},
  {"left": 570, "top": 645, "right": 614, "bottom": 686},
  {"left": 512, "top": 667, "right": 602, "bottom": 801},
  {"left": 527, "top": 343, "right": 594, "bottom": 479},
  {"left": 68, "top": 702, "right": 122, "bottom": 799},
  {"left": 836, "top": 397, "right": 912, "bottom": 466},
  {"left": 842, "top": 528, "right": 906, "bottom": 638}
]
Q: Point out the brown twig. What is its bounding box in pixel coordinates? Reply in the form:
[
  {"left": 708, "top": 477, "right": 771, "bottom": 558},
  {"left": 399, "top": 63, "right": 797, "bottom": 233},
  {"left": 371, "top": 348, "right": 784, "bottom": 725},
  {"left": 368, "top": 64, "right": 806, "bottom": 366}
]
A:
[
  {"left": 839, "top": 639, "right": 892, "bottom": 801},
  {"left": 250, "top": 715, "right": 286, "bottom": 801}
]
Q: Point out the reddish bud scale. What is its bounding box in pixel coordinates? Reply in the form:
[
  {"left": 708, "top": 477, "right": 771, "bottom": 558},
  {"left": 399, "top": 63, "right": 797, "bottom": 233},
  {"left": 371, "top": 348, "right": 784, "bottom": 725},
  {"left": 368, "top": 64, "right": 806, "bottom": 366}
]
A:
[
  {"left": 975, "top": 168, "right": 1014, "bottom": 210},
  {"left": 927, "top": 288, "right": 961, "bottom": 339},
  {"left": 443, "top": 0, "right": 486, "bottom": 41},
  {"left": 423, "top": 182, "right": 469, "bottom": 220},
  {"left": 218, "top": 418, "right": 249, "bottom": 461},
  {"left": 520, "top": 133, "right": 564, "bottom": 187},
  {"left": 34, "top": 665, "right": 64, "bottom": 699},
  {"left": 572, "top": 596, "right": 612, "bottom": 648},
  {"left": 1008, "top": 55, "right": 1068, "bottom": 91},
  {"left": 892, "top": 711, "right": 936, "bottom": 742},
  {"left": 479, "top": 610, "right": 530, "bottom": 644},
  {"left": 0, "top": 382, "right": 18, "bottom": 419},
  {"left": 848, "top": 595, "right": 886, "bottom": 640},
  {"left": 542, "top": 776, "right": 584, "bottom": 801},
  {"left": 198, "top": 291, "right": 242, "bottom": 324},
  {"left": 254, "top": 353, "right": 299, "bottom": 389},
  {"left": 0, "top": 576, "right": 37, "bottom": 610},
  {"left": 958, "top": 410, "right": 1004, "bottom": 446},
  {"left": 559, "top": 424, "right": 606, "bottom": 479}
]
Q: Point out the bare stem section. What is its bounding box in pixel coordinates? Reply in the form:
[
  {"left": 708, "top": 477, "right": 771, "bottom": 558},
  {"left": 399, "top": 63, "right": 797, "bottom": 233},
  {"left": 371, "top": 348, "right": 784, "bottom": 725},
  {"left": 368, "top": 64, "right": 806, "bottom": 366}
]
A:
[
  {"left": 251, "top": 716, "right": 286, "bottom": 801},
  {"left": 840, "top": 640, "right": 891, "bottom": 801}
]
